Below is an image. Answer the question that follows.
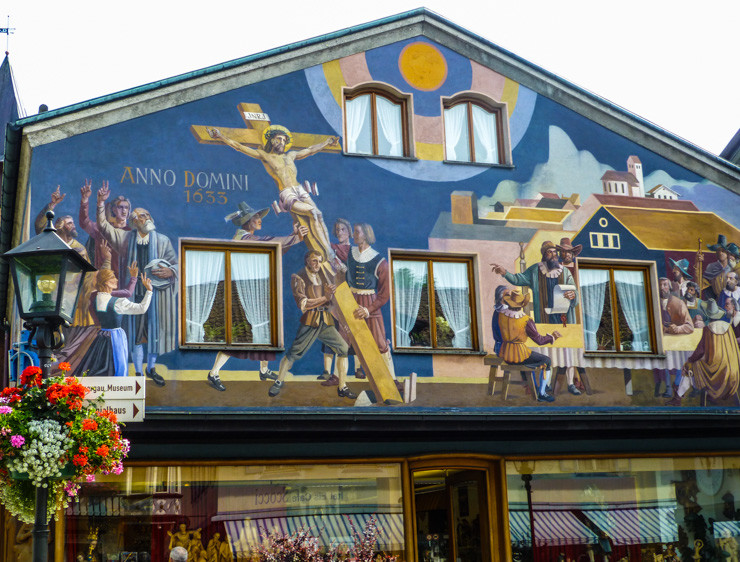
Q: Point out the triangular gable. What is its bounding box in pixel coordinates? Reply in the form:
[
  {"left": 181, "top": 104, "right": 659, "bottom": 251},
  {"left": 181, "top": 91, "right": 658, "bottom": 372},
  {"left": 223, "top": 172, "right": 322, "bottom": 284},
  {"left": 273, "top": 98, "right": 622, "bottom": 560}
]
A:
[{"left": 7, "top": 9, "right": 740, "bottom": 192}]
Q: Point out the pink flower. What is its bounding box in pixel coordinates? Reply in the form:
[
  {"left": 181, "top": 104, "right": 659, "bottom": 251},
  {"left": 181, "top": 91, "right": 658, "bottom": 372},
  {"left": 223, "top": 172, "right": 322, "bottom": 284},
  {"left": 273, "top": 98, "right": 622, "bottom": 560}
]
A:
[
  {"left": 0, "top": 406, "right": 12, "bottom": 414},
  {"left": 112, "top": 462, "right": 124, "bottom": 475},
  {"left": 10, "top": 435, "right": 25, "bottom": 448},
  {"left": 64, "top": 482, "right": 80, "bottom": 497},
  {"left": 86, "top": 474, "right": 96, "bottom": 482}
]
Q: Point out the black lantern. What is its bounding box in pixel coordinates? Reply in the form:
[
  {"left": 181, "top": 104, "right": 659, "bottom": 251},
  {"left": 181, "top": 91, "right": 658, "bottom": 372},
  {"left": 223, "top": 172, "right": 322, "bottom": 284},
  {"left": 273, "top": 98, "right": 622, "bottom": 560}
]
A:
[{"left": 4, "top": 211, "right": 95, "bottom": 326}]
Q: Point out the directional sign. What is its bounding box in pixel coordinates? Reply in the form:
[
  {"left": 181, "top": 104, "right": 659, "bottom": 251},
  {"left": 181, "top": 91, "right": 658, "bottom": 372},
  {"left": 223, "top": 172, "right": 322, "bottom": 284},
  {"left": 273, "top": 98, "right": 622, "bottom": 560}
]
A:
[
  {"left": 92, "top": 400, "right": 145, "bottom": 423},
  {"left": 81, "top": 377, "right": 146, "bottom": 400}
]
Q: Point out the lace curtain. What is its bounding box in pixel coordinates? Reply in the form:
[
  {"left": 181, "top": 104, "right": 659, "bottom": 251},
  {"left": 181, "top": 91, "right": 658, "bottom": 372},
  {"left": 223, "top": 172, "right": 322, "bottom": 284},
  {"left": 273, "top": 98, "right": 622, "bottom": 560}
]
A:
[
  {"left": 444, "top": 104, "right": 468, "bottom": 161},
  {"left": 345, "top": 95, "right": 371, "bottom": 154},
  {"left": 392, "top": 260, "right": 427, "bottom": 347},
  {"left": 376, "top": 96, "right": 403, "bottom": 156},
  {"left": 471, "top": 104, "right": 499, "bottom": 164},
  {"left": 433, "top": 261, "right": 472, "bottom": 348},
  {"left": 232, "top": 253, "right": 272, "bottom": 344},
  {"left": 185, "top": 250, "right": 225, "bottom": 343},
  {"left": 580, "top": 268, "right": 608, "bottom": 351},
  {"left": 614, "top": 270, "right": 650, "bottom": 352}
]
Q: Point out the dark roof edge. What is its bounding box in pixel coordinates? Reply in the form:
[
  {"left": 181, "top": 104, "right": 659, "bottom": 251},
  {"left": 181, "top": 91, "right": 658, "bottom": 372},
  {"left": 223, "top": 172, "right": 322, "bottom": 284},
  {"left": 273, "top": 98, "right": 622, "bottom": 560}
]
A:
[
  {"left": 721, "top": 128, "right": 740, "bottom": 163},
  {"left": 9, "top": 8, "right": 740, "bottom": 177}
]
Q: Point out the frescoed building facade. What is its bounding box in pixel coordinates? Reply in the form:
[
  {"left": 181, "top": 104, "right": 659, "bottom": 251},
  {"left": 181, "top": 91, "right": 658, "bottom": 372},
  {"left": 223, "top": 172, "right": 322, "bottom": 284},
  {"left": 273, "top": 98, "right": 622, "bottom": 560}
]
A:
[{"left": 2, "top": 10, "right": 740, "bottom": 561}]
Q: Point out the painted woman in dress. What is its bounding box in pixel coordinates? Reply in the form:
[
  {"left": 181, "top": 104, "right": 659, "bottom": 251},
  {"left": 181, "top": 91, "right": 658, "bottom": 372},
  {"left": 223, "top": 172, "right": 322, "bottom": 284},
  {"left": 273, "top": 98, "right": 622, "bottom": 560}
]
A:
[{"left": 76, "top": 266, "right": 152, "bottom": 377}]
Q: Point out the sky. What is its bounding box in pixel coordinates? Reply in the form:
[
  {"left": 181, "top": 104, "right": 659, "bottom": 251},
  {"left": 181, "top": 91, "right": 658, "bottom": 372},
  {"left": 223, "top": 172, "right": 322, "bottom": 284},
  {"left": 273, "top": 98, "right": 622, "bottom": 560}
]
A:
[{"left": 3, "top": 0, "right": 739, "bottom": 157}]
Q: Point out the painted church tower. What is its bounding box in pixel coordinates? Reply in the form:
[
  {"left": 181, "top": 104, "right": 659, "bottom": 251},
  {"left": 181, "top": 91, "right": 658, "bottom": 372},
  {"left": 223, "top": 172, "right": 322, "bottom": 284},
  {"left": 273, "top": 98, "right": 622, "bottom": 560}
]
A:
[{"left": 627, "top": 155, "right": 644, "bottom": 197}]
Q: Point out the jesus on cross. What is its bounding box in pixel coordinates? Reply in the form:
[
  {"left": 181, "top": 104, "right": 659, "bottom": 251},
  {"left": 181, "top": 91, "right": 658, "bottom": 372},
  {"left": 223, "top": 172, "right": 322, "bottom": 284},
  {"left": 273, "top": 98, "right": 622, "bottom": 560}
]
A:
[{"left": 207, "top": 124, "right": 338, "bottom": 265}]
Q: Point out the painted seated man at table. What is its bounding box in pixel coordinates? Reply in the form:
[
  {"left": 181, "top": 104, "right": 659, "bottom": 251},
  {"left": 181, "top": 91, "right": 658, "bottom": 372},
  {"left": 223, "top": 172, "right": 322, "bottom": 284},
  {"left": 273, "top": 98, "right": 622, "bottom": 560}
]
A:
[{"left": 496, "top": 290, "right": 562, "bottom": 402}]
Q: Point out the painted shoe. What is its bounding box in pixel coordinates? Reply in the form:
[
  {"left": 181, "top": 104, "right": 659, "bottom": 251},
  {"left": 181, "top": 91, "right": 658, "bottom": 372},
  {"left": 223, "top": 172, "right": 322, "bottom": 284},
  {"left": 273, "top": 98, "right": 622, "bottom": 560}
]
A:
[
  {"left": 316, "top": 370, "right": 331, "bottom": 381},
  {"left": 354, "top": 368, "right": 367, "bottom": 379},
  {"left": 537, "top": 393, "right": 555, "bottom": 403},
  {"left": 321, "top": 374, "right": 340, "bottom": 386},
  {"left": 268, "top": 380, "right": 283, "bottom": 397},
  {"left": 567, "top": 384, "right": 581, "bottom": 396},
  {"left": 146, "top": 368, "right": 165, "bottom": 387},
  {"left": 337, "top": 386, "right": 357, "bottom": 399},
  {"left": 259, "top": 369, "right": 278, "bottom": 381},
  {"left": 207, "top": 372, "right": 226, "bottom": 391}
]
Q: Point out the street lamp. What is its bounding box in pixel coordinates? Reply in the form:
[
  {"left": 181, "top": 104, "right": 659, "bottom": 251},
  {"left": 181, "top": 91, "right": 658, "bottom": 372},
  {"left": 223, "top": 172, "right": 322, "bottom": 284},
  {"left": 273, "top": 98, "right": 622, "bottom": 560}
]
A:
[{"left": 2, "top": 210, "right": 95, "bottom": 562}]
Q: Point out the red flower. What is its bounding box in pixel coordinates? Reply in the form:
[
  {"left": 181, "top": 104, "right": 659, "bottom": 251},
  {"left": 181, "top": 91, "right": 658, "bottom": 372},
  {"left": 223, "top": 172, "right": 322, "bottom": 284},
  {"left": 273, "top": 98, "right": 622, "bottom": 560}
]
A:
[
  {"left": 98, "top": 410, "right": 118, "bottom": 424},
  {"left": 20, "top": 366, "right": 43, "bottom": 387},
  {"left": 82, "top": 419, "right": 98, "bottom": 431},
  {"left": 96, "top": 445, "right": 109, "bottom": 457},
  {"left": 79, "top": 446, "right": 89, "bottom": 454},
  {"left": 58, "top": 362, "right": 71, "bottom": 372},
  {"left": 73, "top": 454, "right": 88, "bottom": 467}
]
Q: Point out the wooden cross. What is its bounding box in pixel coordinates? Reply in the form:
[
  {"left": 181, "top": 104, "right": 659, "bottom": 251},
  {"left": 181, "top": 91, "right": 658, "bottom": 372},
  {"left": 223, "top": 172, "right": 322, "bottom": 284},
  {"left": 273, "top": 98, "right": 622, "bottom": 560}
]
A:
[{"left": 190, "top": 102, "right": 342, "bottom": 153}]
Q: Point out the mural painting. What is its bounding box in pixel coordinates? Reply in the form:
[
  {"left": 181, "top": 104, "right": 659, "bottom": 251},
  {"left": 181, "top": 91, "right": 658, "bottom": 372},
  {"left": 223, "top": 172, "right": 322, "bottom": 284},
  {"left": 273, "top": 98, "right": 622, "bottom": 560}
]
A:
[{"left": 18, "top": 36, "right": 740, "bottom": 411}]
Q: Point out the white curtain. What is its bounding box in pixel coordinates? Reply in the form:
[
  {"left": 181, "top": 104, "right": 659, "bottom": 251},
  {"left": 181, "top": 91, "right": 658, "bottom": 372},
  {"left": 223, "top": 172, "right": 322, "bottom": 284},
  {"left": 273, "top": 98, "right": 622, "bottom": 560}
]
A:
[
  {"left": 433, "top": 261, "right": 472, "bottom": 348},
  {"left": 444, "top": 104, "right": 468, "bottom": 161},
  {"left": 232, "top": 253, "right": 271, "bottom": 344},
  {"left": 376, "top": 96, "right": 403, "bottom": 156},
  {"left": 185, "top": 250, "right": 225, "bottom": 343},
  {"left": 346, "top": 95, "right": 371, "bottom": 154},
  {"left": 471, "top": 104, "right": 499, "bottom": 163},
  {"left": 392, "top": 260, "right": 427, "bottom": 347},
  {"left": 614, "top": 270, "right": 650, "bottom": 352},
  {"left": 580, "top": 269, "right": 609, "bottom": 351}
]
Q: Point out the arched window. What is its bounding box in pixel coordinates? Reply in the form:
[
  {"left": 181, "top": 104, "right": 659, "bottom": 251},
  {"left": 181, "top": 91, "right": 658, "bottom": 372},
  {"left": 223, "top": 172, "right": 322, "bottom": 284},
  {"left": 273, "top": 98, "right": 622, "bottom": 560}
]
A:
[
  {"left": 443, "top": 95, "right": 509, "bottom": 165},
  {"left": 344, "top": 86, "right": 410, "bottom": 157}
]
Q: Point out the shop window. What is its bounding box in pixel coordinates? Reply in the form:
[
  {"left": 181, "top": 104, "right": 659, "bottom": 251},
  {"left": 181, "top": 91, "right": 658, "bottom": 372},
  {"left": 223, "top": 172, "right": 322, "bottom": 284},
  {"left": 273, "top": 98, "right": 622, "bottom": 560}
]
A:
[
  {"left": 63, "top": 462, "right": 405, "bottom": 561},
  {"left": 180, "top": 240, "right": 280, "bottom": 348},
  {"left": 579, "top": 263, "right": 656, "bottom": 353},
  {"left": 391, "top": 253, "right": 478, "bottom": 351},
  {"left": 443, "top": 95, "right": 509, "bottom": 165},
  {"left": 413, "top": 467, "right": 492, "bottom": 561},
  {"left": 506, "top": 456, "right": 739, "bottom": 562},
  {"left": 344, "top": 85, "right": 411, "bottom": 157}
]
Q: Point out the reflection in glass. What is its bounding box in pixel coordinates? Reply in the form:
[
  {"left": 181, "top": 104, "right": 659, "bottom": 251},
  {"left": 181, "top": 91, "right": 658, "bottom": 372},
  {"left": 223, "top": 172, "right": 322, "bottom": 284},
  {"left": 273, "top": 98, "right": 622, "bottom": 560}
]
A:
[
  {"left": 506, "top": 456, "right": 740, "bottom": 562},
  {"left": 66, "top": 463, "right": 404, "bottom": 561}
]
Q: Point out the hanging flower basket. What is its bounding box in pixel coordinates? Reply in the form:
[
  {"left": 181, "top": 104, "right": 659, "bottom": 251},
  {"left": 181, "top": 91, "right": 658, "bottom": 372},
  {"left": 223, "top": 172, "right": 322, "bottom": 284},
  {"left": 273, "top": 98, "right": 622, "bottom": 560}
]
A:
[{"left": 0, "top": 364, "right": 130, "bottom": 523}]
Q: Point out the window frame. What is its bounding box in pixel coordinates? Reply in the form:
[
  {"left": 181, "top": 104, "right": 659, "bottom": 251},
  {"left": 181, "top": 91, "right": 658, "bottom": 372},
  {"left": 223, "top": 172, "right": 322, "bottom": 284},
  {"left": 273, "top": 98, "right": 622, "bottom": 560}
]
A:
[
  {"left": 389, "top": 251, "right": 481, "bottom": 353},
  {"left": 179, "top": 238, "right": 283, "bottom": 350},
  {"left": 342, "top": 83, "right": 413, "bottom": 158},
  {"left": 442, "top": 93, "right": 511, "bottom": 166},
  {"left": 577, "top": 259, "right": 659, "bottom": 356}
]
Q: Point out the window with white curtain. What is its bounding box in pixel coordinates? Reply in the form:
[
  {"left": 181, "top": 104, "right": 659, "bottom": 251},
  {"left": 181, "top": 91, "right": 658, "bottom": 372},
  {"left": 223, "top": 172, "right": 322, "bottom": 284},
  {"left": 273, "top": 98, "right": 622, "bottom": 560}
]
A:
[
  {"left": 181, "top": 241, "right": 278, "bottom": 347},
  {"left": 444, "top": 98, "right": 505, "bottom": 164},
  {"left": 391, "top": 254, "right": 478, "bottom": 350},
  {"left": 344, "top": 88, "right": 408, "bottom": 157},
  {"left": 579, "top": 263, "right": 655, "bottom": 353}
]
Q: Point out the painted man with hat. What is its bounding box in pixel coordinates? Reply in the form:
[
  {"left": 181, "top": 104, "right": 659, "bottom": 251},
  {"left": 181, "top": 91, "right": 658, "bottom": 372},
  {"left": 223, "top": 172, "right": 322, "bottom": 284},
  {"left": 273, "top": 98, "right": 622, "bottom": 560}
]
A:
[
  {"left": 205, "top": 201, "right": 308, "bottom": 392},
  {"left": 556, "top": 237, "right": 582, "bottom": 280},
  {"left": 668, "top": 258, "right": 692, "bottom": 299},
  {"left": 207, "top": 124, "right": 338, "bottom": 266},
  {"left": 496, "top": 290, "right": 562, "bottom": 402},
  {"left": 704, "top": 234, "right": 740, "bottom": 302},
  {"left": 491, "top": 240, "right": 578, "bottom": 324},
  {"left": 667, "top": 298, "right": 740, "bottom": 407},
  {"left": 717, "top": 271, "right": 740, "bottom": 312}
]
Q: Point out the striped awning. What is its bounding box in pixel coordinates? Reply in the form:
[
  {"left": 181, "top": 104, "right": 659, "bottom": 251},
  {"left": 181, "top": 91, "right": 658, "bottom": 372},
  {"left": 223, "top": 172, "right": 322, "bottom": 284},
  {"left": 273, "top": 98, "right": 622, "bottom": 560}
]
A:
[
  {"left": 222, "top": 513, "right": 404, "bottom": 555},
  {"left": 508, "top": 510, "right": 598, "bottom": 547},
  {"left": 713, "top": 521, "right": 740, "bottom": 539},
  {"left": 583, "top": 508, "right": 678, "bottom": 545}
]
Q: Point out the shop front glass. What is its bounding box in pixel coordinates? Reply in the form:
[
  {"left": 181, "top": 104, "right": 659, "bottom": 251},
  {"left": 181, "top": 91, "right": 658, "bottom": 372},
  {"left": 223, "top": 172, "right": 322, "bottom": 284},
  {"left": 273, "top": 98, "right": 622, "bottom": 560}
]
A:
[
  {"left": 63, "top": 463, "right": 404, "bottom": 562},
  {"left": 506, "top": 456, "right": 740, "bottom": 562}
]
